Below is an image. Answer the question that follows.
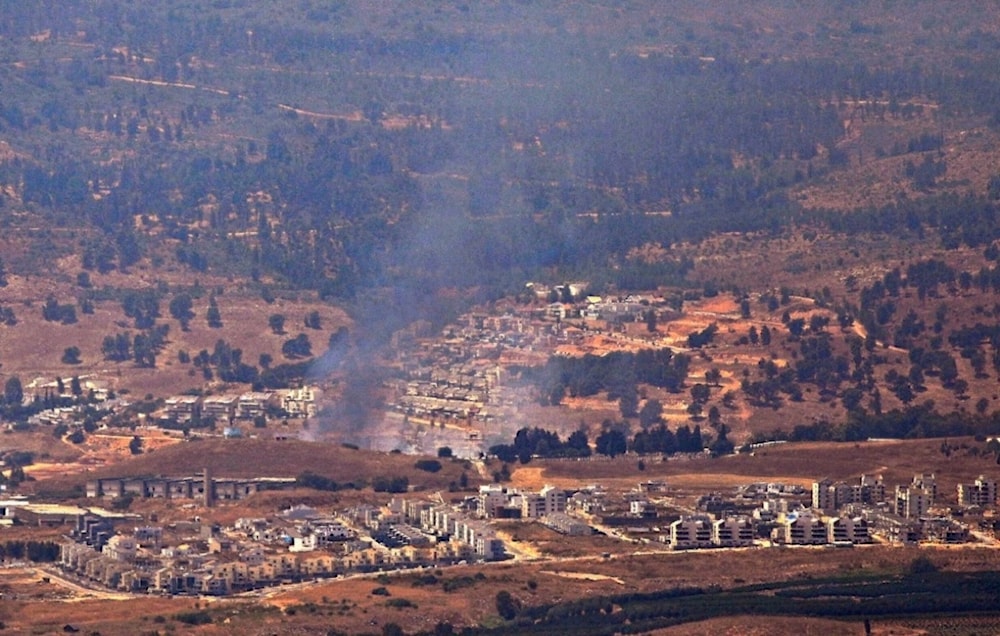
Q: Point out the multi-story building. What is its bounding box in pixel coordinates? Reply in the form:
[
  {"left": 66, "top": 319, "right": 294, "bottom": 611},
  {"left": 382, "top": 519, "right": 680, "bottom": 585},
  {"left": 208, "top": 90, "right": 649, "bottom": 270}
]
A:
[
  {"left": 669, "top": 515, "right": 714, "bottom": 549},
  {"left": 812, "top": 475, "right": 885, "bottom": 512},
  {"left": 958, "top": 475, "right": 998, "bottom": 507},
  {"left": 521, "top": 493, "right": 546, "bottom": 519},
  {"left": 282, "top": 386, "right": 320, "bottom": 418},
  {"left": 164, "top": 396, "right": 201, "bottom": 422},
  {"left": 812, "top": 479, "right": 834, "bottom": 511},
  {"left": 826, "top": 516, "right": 870, "bottom": 544},
  {"left": 712, "top": 517, "right": 755, "bottom": 547},
  {"left": 911, "top": 474, "right": 937, "bottom": 504},
  {"left": 201, "top": 395, "right": 238, "bottom": 423},
  {"left": 780, "top": 511, "right": 828, "bottom": 545},
  {"left": 540, "top": 485, "right": 567, "bottom": 515},
  {"left": 237, "top": 392, "right": 277, "bottom": 419},
  {"left": 895, "top": 485, "right": 928, "bottom": 519}
]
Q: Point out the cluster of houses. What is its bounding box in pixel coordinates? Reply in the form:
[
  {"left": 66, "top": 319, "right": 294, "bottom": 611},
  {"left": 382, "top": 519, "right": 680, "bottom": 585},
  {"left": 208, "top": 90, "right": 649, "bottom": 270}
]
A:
[
  {"left": 384, "top": 291, "right": 677, "bottom": 431},
  {"left": 473, "top": 484, "right": 592, "bottom": 536},
  {"left": 806, "top": 473, "right": 990, "bottom": 545},
  {"left": 390, "top": 362, "right": 500, "bottom": 423},
  {"left": 29, "top": 467, "right": 1000, "bottom": 597},
  {"left": 8, "top": 383, "right": 319, "bottom": 444},
  {"left": 162, "top": 386, "right": 319, "bottom": 425},
  {"left": 57, "top": 490, "right": 513, "bottom": 595}
]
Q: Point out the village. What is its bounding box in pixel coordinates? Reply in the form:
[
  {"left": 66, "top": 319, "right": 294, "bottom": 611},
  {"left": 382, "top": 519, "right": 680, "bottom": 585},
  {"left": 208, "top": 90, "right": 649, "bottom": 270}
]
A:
[
  {"left": 0, "top": 285, "right": 999, "bottom": 602},
  {"left": 0, "top": 456, "right": 994, "bottom": 598}
]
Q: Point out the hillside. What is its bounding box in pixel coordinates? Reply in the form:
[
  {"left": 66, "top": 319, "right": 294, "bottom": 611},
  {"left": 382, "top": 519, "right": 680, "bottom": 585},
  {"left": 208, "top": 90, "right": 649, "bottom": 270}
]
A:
[{"left": 36, "top": 437, "right": 474, "bottom": 493}]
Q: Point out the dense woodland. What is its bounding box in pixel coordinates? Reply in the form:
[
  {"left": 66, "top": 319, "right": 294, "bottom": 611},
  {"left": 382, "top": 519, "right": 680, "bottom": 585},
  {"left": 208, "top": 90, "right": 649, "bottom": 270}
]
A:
[
  {"left": 5, "top": 2, "right": 1000, "bottom": 431},
  {"left": 3, "top": 2, "right": 1000, "bottom": 307}
]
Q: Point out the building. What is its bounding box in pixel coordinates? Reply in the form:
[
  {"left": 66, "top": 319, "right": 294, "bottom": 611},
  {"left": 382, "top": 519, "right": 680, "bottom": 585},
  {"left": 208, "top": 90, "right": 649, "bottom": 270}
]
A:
[
  {"left": 712, "top": 517, "right": 755, "bottom": 547},
  {"left": 895, "top": 485, "right": 928, "bottom": 519},
  {"left": 282, "top": 386, "right": 320, "bottom": 418},
  {"left": 164, "top": 396, "right": 201, "bottom": 422},
  {"left": 812, "top": 475, "right": 885, "bottom": 512},
  {"left": 521, "top": 493, "right": 546, "bottom": 519},
  {"left": 201, "top": 395, "right": 238, "bottom": 423},
  {"left": 826, "top": 516, "right": 870, "bottom": 544},
  {"left": 102, "top": 535, "right": 137, "bottom": 561},
  {"left": 542, "top": 512, "right": 592, "bottom": 536},
  {"left": 540, "top": 485, "right": 566, "bottom": 515},
  {"left": 911, "top": 474, "right": 937, "bottom": 503},
  {"left": 478, "top": 485, "right": 509, "bottom": 518},
  {"left": 958, "top": 475, "right": 998, "bottom": 507},
  {"left": 669, "top": 516, "right": 714, "bottom": 550},
  {"left": 237, "top": 392, "right": 277, "bottom": 419},
  {"left": 780, "top": 511, "right": 828, "bottom": 545},
  {"left": 811, "top": 479, "right": 834, "bottom": 511},
  {"left": 14, "top": 503, "right": 89, "bottom": 527}
]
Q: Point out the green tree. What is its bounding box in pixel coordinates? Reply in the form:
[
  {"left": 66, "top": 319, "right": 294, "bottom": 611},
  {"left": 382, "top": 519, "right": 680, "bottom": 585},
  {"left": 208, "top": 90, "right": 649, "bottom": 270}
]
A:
[
  {"left": 618, "top": 389, "right": 639, "bottom": 418},
  {"left": 761, "top": 325, "right": 772, "bottom": 345},
  {"left": 645, "top": 309, "right": 657, "bottom": 333},
  {"left": 169, "top": 293, "right": 195, "bottom": 330},
  {"left": 705, "top": 368, "right": 722, "bottom": 386},
  {"left": 128, "top": 435, "right": 143, "bottom": 455},
  {"left": 690, "top": 383, "right": 711, "bottom": 405},
  {"left": 495, "top": 590, "right": 519, "bottom": 620},
  {"left": 639, "top": 399, "right": 663, "bottom": 428},
  {"left": 281, "top": 333, "right": 312, "bottom": 358},
  {"left": 4, "top": 376, "right": 23, "bottom": 405},
  {"left": 206, "top": 296, "right": 223, "bottom": 328},
  {"left": 268, "top": 313, "right": 286, "bottom": 334},
  {"left": 595, "top": 429, "right": 628, "bottom": 457},
  {"left": 61, "top": 346, "right": 82, "bottom": 365}
]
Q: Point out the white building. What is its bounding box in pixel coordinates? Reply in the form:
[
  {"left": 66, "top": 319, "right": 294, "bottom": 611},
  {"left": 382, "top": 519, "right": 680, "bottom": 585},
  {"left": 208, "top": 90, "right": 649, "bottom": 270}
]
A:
[
  {"left": 102, "top": 535, "right": 137, "bottom": 562},
  {"left": 958, "top": 475, "right": 998, "bottom": 507},
  {"left": 826, "top": 516, "right": 870, "bottom": 544},
  {"left": 712, "top": 517, "right": 755, "bottom": 547},
  {"left": 895, "top": 485, "right": 928, "bottom": 519},
  {"left": 780, "top": 511, "right": 828, "bottom": 545},
  {"left": 282, "top": 386, "right": 320, "bottom": 418},
  {"left": 669, "top": 516, "right": 714, "bottom": 550}
]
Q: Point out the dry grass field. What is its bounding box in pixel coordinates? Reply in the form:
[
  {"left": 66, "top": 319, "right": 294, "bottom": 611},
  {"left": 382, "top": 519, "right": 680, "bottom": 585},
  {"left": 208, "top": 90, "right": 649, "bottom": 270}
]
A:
[
  {"left": 4, "top": 542, "right": 998, "bottom": 635},
  {"left": 0, "top": 267, "right": 350, "bottom": 398},
  {"left": 35, "top": 437, "right": 476, "bottom": 495},
  {"left": 532, "top": 437, "right": 1000, "bottom": 505}
]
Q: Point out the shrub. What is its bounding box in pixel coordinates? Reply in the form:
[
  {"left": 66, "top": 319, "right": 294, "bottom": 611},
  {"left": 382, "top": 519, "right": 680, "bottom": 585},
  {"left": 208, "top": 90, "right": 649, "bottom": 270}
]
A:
[
  {"left": 174, "top": 611, "right": 212, "bottom": 625},
  {"left": 414, "top": 459, "right": 442, "bottom": 473}
]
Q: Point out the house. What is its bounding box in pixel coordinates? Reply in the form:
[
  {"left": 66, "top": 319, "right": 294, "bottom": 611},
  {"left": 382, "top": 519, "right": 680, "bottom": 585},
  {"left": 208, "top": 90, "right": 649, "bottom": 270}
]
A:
[
  {"left": 237, "top": 392, "right": 277, "bottom": 419},
  {"left": 895, "top": 485, "right": 928, "bottom": 519},
  {"left": 669, "top": 516, "right": 714, "bottom": 549},
  {"left": 826, "top": 516, "right": 870, "bottom": 544},
  {"left": 712, "top": 517, "right": 755, "bottom": 547},
  {"left": 102, "top": 535, "right": 138, "bottom": 561},
  {"left": 282, "top": 386, "right": 320, "bottom": 418},
  {"left": 201, "top": 395, "right": 238, "bottom": 423},
  {"left": 958, "top": 476, "right": 998, "bottom": 507},
  {"left": 543, "top": 512, "right": 592, "bottom": 536},
  {"left": 779, "top": 511, "right": 828, "bottom": 545},
  {"left": 164, "top": 396, "right": 201, "bottom": 422}
]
